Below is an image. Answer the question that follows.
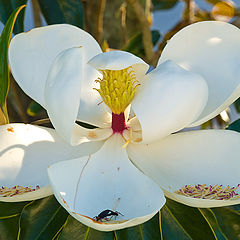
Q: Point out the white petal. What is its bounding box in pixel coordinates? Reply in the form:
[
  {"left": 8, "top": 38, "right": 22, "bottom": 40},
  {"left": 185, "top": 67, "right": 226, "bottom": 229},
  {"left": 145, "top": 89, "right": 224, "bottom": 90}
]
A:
[
  {"left": 45, "top": 47, "right": 111, "bottom": 144},
  {"left": 127, "top": 130, "right": 240, "bottom": 208},
  {"left": 88, "top": 50, "right": 149, "bottom": 76},
  {"left": 76, "top": 66, "right": 112, "bottom": 128},
  {"left": 131, "top": 60, "right": 208, "bottom": 143},
  {"left": 159, "top": 21, "right": 240, "bottom": 127},
  {"left": 9, "top": 24, "right": 102, "bottom": 107},
  {"left": 71, "top": 124, "right": 113, "bottom": 145},
  {"left": 126, "top": 117, "right": 142, "bottom": 131},
  {"left": 0, "top": 124, "right": 103, "bottom": 202},
  {"left": 48, "top": 134, "right": 165, "bottom": 231},
  {"left": 45, "top": 47, "right": 82, "bottom": 144}
]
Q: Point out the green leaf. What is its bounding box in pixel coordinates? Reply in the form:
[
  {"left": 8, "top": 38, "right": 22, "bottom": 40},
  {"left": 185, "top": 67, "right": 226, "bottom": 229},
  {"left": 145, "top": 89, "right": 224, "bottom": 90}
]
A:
[
  {"left": 0, "top": 0, "right": 27, "bottom": 34},
  {"left": 161, "top": 207, "right": 190, "bottom": 239},
  {"left": 0, "top": 4, "right": 26, "bottom": 120},
  {"left": 0, "top": 215, "right": 20, "bottom": 240},
  {"left": 0, "top": 200, "right": 28, "bottom": 240},
  {"left": 58, "top": 216, "right": 114, "bottom": 240},
  {"left": 0, "top": 201, "right": 28, "bottom": 218},
  {"left": 122, "top": 30, "right": 160, "bottom": 58},
  {"left": 226, "top": 119, "right": 240, "bottom": 133},
  {"left": 211, "top": 206, "right": 240, "bottom": 240},
  {"left": 152, "top": 0, "right": 178, "bottom": 10},
  {"left": 234, "top": 97, "right": 240, "bottom": 113},
  {"left": 198, "top": 208, "right": 227, "bottom": 240},
  {"left": 115, "top": 214, "right": 161, "bottom": 240},
  {"left": 27, "top": 101, "right": 45, "bottom": 117},
  {"left": 38, "top": 0, "right": 84, "bottom": 29},
  {"left": 18, "top": 196, "right": 69, "bottom": 240},
  {"left": 162, "top": 199, "right": 217, "bottom": 239}
]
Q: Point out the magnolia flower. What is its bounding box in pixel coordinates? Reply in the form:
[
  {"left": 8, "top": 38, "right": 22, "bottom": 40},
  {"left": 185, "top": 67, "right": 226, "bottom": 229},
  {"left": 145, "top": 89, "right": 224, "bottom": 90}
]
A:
[{"left": 1, "top": 21, "right": 240, "bottom": 231}]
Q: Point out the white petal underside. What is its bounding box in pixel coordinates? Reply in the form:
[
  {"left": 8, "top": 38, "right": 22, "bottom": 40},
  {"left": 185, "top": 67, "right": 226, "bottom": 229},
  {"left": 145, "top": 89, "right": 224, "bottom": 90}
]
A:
[
  {"left": 48, "top": 134, "right": 165, "bottom": 231},
  {"left": 159, "top": 21, "right": 240, "bottom": 127},
  {"left": 9, "top": 24, "right": 102, "bottom": 107},
  {"left": 132, "top": 61, "right": 208, "bottom": 143},
  {"left": 127, "top": 129, "right": 240, "bottom": 208},
  {"left": 0, "top": 124, "right": 103, "bottom": 202}
]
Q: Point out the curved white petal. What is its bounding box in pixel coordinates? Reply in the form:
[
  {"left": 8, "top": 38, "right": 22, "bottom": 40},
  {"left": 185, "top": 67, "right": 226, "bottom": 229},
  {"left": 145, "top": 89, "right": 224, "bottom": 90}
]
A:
[
  {"left": 159, "top": 21, "right": 240, "bottom": 127},
  {"left": 0, "top": 124, "right": 103, "bottom": 202},
  {"left": 127, "top": 130, "right": 240, "bottom": 208},
  {"left": 48, "top": 134, "right": 165, "bottom": 231},
  {"left": 45, "top": 47, "right": 112, "bottom": 144},
  {"left": 126, "top": 117, "right": 142, "bottom": 131},
  {"left": 131, "top": 60, "right": 208, "bottom": 143},
  {"left": 71, "top": 124, "right": 112, "bottom": 145},
  {"left": 45, "top": 47, "right": 82, "bottom": 144},
  {"left": 88, "top": 50, "right": 149, "bottom": 81},
  {"left": 9, "top": 24, "right": 102, "bottom": 107}
]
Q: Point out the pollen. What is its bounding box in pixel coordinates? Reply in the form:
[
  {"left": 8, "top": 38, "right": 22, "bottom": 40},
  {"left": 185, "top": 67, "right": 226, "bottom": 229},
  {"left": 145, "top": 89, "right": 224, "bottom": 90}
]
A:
[
  {"left": 94, "top": 67, "right": 139, "bottom": 114},
  {"left": 0, "top": 185, "right": 40, "bottom": 197},
  {"left": 175, "top": 184, "right": 240, "bottom": 200}
]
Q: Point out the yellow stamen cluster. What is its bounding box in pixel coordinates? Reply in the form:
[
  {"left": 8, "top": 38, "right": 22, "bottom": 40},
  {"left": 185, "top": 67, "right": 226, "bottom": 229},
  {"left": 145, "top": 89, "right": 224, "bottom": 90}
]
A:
[
  {"left": 0, "top": 185, "right": 40, "bottom": 197},
  {"left": 94, "top": 67, "right": 139, "bottom": 114},
  {"left": 175, "top": 184, "right": 240, "bottom": 200}
]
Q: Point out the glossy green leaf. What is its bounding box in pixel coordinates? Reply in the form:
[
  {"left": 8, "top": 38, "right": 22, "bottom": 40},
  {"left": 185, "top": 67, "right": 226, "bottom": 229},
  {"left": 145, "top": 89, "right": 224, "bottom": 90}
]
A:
[
  {"left": 0, "top": 0, "right": 27, "bottom": 34},
  {"left": 115, "top": 214, "right": 161, "bottom": 240},
  {"left": 58, "top": 216, "right": 114, "bottom": 240},
  {"left": 226, "top": 119, "right": 240, "bottom": 133},
  {"left": 122, "top": 30, "right": 160, "bottom": 58},
  {"left": 161, "top": 207, "right": 190, "bottom": 239},
  {"left": 0, "top": 215, "right": 20, "bottom": 240},
  {"left": 27, "top": 101, "right": 45, "bottom": 117},
  {"left": 38, "top": 0, "right": 84, "bottom": 29},
  {"left": 18, "top": 196, "right": 69, "bottom": 240},
  {"left": 211, "top": 206, "right": 240, "bottom": 240},
  {"left": 0, "top": 4, "right": 26, "bottom": 121},
  {"left": 162, "top": 199, "right": 217, "bottom": 240},
  {"left": 0, "top": 201, "right": 28, "bottom": 218},
  {"left": 198, "top": 208, "right": 227, "bottom": 240},
  {"left": 0, "top": 198, "right": 28, "bottom": 240},
  {"left": 152, "top": 0, "right": 178, "bottom": 10}
]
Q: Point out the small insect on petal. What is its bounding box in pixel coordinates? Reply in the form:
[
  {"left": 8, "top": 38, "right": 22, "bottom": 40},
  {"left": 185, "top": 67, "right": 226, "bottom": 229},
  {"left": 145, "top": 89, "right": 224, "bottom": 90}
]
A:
[
  {"left": 0, "top": 185, "right": 40, "bottom": 197},
  {"left": 93, "top": 209, "right": 125, "bottom": 223},
  {"left": 175, "top": 184, "right": 240, "bottom": 200}
]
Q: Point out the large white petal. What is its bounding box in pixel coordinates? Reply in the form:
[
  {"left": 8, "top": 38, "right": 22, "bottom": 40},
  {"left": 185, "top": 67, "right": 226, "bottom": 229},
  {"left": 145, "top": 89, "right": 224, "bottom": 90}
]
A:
[
  {"left": 48, "top": 134, "right": 165, "bottom": 231},
  {"left": 45, "top": 47, "right": 111, "bottom": 144},
  {"left": 131, "top": 60, "right": 208, "bottom": 143},
  {"left": 88, "top": 50, "right": 149, "bottom": 83},
  {"left": 159, "top": 21, "right": 240, "bottom": 127},
  {"left": 9, "top": 24, "right": 102, "bottom": 107},
  {"left": 0, "top": 124, "right": 103, "bottom": 202},
  {"left": 127, "top": 130, "right": 240, "bottom": 208}
]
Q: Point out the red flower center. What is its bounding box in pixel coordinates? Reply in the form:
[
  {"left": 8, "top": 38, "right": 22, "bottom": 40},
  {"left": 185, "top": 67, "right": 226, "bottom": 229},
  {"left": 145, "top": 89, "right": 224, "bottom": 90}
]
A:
[{"left": 111, "top": 112, "right": 127, "bottom": 134}]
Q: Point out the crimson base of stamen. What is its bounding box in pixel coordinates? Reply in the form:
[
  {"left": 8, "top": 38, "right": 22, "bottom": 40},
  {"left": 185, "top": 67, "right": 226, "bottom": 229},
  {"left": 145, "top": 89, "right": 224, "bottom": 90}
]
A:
[{"left": 112, "top": 112, "right": 127, "bottom": 134}]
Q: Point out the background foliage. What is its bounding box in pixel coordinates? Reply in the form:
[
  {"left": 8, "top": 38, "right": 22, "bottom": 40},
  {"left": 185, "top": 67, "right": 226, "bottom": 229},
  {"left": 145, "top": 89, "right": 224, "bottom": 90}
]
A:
[{"left": 0, "top": 0, "right": 240, "bottom": 239}]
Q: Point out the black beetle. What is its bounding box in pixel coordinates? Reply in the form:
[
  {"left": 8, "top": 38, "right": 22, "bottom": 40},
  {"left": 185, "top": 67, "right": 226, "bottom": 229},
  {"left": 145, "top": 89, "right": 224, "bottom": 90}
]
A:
[{"left": 94, "top": 209, "right": 123, "bottom": 221}]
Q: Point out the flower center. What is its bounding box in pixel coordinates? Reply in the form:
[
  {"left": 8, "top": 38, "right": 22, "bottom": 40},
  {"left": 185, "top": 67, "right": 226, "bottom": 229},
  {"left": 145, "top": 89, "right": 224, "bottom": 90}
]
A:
[
  {"left": 111, "top": 112, "right": 127, "bottom": 133},
  {"left": 95, "top": 67, "right": 139, "bottom": 114},
  {"left": 175, "top": 184, "right": 240, "bottom": 200},
  {"left": 0, "top": 185, "right": 40, "bottom": 197}
]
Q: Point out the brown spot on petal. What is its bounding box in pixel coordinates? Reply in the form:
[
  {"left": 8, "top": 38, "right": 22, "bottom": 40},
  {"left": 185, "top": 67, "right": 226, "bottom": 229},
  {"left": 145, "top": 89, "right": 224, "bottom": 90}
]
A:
[
  {"left": 88, "top": 131, "right": 97, "bottom": 139},
  {"left": 7, "top": 127, "right": 14, "bottom": 132},
  {"left": 134, "top": 137, "right": 142, "bottom": 142},
  {"left": 117, "top": 167, "right": 120, "bottom": 171},
  {"left": 60, "top": 195, "right": 69, "bottom": 208}
]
